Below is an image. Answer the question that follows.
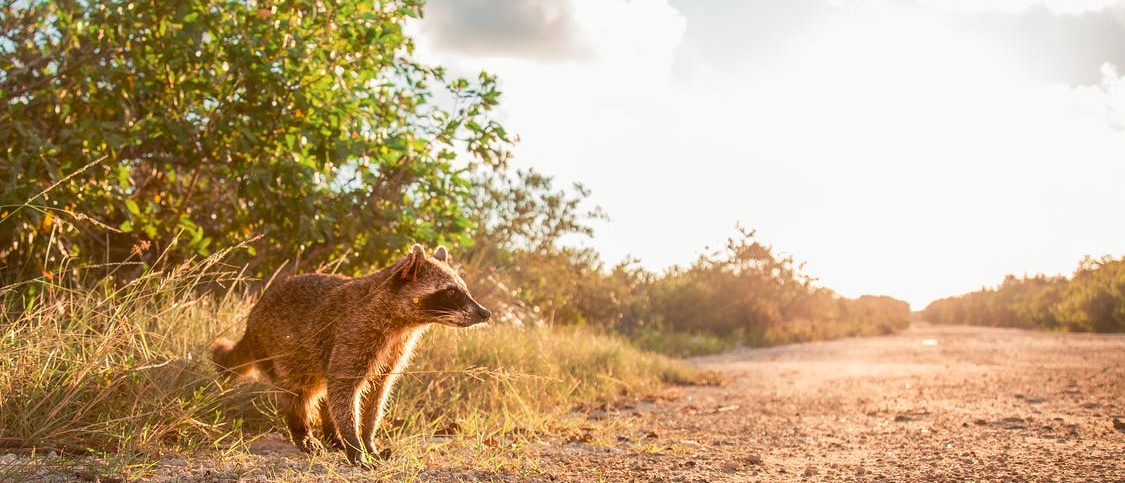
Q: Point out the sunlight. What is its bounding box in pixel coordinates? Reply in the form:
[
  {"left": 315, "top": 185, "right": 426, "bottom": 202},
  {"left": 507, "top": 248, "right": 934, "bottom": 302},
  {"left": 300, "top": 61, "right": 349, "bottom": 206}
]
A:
[{"left": 414, "top": 0, "right": 1125, "bottom": 308}]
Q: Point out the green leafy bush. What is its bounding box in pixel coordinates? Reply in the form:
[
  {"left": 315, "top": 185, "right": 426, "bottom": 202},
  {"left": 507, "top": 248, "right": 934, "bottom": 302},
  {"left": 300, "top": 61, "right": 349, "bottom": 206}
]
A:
[
  {"left": 921, "top": 256, "right": 1124, "bottom": 333},
  {"left": 1, "top": 0, "right": 510, "bottom": 282}
]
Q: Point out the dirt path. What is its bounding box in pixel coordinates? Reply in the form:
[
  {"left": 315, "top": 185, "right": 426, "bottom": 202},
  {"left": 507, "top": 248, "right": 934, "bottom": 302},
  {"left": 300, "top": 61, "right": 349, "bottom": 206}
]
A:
[
  {"left": 14, "top": 324, "right": 1121, "bottom": 482},
  {"left": 535, "top": 324, "right": 1125, "bottom": 481}
]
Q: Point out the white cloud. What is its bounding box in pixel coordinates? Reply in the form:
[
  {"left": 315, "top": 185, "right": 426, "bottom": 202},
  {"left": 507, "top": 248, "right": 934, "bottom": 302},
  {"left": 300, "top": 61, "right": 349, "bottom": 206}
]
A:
[
  {"left": 1071, "top": 63, "right": 1125, "bottom": 129},
  {"left": 420, "top": 0, "right": 590, "bottom": 61}
]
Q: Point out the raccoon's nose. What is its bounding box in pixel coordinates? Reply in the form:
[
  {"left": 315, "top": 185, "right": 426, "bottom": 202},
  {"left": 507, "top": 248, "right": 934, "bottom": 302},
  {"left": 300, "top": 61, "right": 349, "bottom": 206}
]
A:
[{"left": 475, "top": 306, "right": 492, "bottom": 321}]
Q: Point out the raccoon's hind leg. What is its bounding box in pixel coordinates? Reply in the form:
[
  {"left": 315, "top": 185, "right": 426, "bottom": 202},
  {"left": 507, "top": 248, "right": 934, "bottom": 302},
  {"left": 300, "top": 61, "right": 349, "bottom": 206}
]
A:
[
  {"left": 319, "top": 398, "right": 344, "bottom": 450},
  {"left": 282, "top": 388, "right": 320, "bottom": 453}
]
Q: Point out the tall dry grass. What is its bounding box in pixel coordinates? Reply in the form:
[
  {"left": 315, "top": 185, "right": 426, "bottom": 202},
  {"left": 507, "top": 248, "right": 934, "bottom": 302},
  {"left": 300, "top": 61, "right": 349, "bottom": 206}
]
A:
[
  {"left": 0, "top": 251, "right": 707, "bottom": 478},
  {"left": 0, "top": 252, "right": 259, "bottom": 456}
]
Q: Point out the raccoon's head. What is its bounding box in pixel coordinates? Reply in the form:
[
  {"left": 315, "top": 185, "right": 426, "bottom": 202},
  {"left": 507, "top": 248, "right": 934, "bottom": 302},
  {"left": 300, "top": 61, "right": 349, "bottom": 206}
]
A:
[{"left": 393, "top": 244, "right": 492, "bottom": 328}]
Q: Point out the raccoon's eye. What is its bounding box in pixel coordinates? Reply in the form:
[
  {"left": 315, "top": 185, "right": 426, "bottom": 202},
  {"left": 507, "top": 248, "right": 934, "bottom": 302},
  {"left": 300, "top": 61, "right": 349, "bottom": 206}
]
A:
[{"left": 421, "top": 286, "right": 467, "bottom": 313}]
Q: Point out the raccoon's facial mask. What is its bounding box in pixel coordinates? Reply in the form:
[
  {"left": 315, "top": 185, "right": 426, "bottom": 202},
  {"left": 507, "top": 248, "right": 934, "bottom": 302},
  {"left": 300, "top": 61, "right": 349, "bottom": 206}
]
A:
[{"left": 418, "top": 284, "right": 492, "bottom": 327}]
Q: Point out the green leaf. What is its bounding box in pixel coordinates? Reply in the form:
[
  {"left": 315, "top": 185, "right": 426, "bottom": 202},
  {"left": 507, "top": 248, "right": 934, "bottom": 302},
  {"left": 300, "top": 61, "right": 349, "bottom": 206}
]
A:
[{"left": 117, "top": 166, "right": 131, "bottom": 189}]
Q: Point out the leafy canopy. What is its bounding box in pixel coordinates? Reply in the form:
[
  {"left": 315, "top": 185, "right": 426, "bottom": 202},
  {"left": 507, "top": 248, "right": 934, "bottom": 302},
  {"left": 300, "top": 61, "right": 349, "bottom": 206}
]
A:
[{"left": 1, "top": 0, "right": 510, "bottom": 281}]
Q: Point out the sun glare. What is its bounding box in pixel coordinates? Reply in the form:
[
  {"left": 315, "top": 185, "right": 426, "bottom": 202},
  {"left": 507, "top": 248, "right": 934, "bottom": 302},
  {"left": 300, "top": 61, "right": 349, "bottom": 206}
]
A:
[{"left": 409, "top": 0, "right": 1124, "bottom": 309}]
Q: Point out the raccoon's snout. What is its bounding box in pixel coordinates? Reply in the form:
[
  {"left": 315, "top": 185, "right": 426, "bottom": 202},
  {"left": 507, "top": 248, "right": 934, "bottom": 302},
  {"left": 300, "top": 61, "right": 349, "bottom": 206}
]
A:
[
  {"left": 454, "top": 303, "right": 490, "bottom": 327},
  {"left": 474, "top": 305, "right": 492, "bottom": 322}
]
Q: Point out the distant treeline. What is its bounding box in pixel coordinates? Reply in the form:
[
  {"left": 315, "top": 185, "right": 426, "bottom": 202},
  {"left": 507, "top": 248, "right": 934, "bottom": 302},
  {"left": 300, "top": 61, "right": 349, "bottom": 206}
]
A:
[
  {"left": 476, "top": 225, "right": 911, "bottom": 353},
  {"left": 921, "top": 257, "right": 1125, "bottom": 333}
]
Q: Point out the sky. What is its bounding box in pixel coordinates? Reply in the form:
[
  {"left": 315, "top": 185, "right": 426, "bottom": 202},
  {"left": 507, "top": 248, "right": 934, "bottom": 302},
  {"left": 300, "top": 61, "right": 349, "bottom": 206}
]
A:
[{"left": 410, "top": 0, "right": 1125, "bottom": 309}]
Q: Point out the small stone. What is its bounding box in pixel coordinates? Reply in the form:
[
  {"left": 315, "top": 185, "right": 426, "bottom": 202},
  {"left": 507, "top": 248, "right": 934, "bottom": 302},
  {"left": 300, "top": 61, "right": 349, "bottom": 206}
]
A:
[
  {"left": 803, "top": 465, "right": 817, "bottom": 477},
  {"left": 1113, "top": 419, "right": 1125, "bottom": 432},
  {"left": 857, "top": 466, "right": 866, "bottom": 476},
  {"left": 745, "top": 454, "right": 763, "bottom": 465}
]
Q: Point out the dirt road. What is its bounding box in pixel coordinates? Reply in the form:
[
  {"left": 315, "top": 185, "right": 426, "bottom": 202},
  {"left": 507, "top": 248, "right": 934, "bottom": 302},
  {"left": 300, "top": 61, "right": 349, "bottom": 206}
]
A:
[
  {"left": 23, "top": 324, "right": 1120, "bottom": 481},
  {"left": 536, "top": 324, "right": 1125, "bottom": 481}
]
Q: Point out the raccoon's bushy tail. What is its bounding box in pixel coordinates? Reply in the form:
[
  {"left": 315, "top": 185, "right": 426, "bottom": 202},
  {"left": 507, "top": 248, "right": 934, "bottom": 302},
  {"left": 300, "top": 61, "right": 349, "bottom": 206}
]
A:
[{"left": 210, "top": 336, "right": 261, "bottom": 380}]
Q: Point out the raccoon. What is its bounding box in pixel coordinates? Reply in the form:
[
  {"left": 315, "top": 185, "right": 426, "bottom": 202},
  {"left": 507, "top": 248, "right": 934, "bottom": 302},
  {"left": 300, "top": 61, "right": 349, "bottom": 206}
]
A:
[{"left": 210, "top": 244, "right": 491, "bottom": 465}]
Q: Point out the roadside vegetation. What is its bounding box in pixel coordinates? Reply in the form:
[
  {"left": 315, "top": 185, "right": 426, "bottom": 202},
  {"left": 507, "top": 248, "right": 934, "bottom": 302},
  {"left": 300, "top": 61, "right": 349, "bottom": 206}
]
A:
[
  {"left": 921, "top": 256, "right": 1125, "bottom": 332},
  {"left": 0, "top": 252, "right": 711, "bottom": 480}
]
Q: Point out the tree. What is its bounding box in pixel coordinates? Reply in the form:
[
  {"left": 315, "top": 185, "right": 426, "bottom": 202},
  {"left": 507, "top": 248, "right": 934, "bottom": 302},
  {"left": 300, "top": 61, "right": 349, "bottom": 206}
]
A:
[
  {"left": 1, "top": 0, "right": 510, "bottom": 282},
  {"left": 921, "top": 256, "right": 1123, "bottom": 333}
]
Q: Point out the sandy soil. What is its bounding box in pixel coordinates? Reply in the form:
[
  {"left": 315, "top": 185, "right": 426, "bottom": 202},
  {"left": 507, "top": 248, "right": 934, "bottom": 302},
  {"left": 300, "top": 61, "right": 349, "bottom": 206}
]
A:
[
  {"left": 7, "top": 324, "right": 1122, "bottom": 482},
  {"left": 532, "top": 323, "right": 1125, "bottom": 482}
]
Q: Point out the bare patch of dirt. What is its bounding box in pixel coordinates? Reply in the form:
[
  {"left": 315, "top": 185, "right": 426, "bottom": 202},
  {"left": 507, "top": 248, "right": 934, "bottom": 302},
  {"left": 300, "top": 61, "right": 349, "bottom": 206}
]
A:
[{"left": 529, "top": 323, "right": 1125, "bottom": 481}]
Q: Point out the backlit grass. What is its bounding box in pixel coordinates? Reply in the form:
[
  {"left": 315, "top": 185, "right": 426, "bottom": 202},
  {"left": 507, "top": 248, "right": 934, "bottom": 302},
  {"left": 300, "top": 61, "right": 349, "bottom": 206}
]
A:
[{"left": 0, "top": 254, "right": 710, "bottom": 480}]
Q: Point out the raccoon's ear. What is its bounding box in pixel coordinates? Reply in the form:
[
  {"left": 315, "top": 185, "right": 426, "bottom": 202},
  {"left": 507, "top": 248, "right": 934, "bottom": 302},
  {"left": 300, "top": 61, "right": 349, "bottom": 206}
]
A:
[
  {"left": 400, "top": 244, "right": 427, "bottom": 282},
  {"left": 433, "top": 245, "right": 448, "bottom": 262}
]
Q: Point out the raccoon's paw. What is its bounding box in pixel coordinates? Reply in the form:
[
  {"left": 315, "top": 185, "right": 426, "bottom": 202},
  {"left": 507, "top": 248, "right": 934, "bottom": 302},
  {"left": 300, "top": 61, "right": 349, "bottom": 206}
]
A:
[
  {"left": 365, "top": 445, "right": 392, "bottom": 461},
  {"left": 295, "top": 435, "right": 328, "bottom": 455},
  {"left": 344, "top": 447, "right": 375, "bottom": 468},
  {"left": 318, "top": 432, "right": 345, "bottom": 452},
  {"left": 362, "top": 437, "right": 391, "bottom": 459},
  {"left": 342, "top": 446, "right": 390, "bottom": 468}
]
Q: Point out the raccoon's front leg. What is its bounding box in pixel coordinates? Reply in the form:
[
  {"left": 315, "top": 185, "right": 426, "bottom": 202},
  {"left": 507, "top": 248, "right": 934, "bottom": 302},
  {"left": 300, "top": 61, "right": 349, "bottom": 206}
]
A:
[
  {"left": 359, "top": 373, "right": 397, "bottom": 458},
  {"left": 326, "top": 376, "right": 368, "bottom": 464}
]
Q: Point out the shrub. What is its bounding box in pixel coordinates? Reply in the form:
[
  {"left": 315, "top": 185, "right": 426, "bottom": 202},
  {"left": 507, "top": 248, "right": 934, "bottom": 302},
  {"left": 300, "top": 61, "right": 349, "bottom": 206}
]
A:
[{"left": 921, "top": 256, "right": 1124, "bottom": 333}]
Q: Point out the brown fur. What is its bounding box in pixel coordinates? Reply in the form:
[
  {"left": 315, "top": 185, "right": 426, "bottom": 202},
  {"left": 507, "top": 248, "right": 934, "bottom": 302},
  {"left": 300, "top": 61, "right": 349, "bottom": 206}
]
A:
[{"left": 211, "top": 244, "right": 490, "bottom": 465}]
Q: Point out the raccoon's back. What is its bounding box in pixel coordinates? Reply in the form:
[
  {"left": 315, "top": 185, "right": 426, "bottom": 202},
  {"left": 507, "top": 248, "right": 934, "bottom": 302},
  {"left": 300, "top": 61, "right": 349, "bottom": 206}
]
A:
[{"left": 246, "top": 273, "right": 353, "bottom": 351}]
